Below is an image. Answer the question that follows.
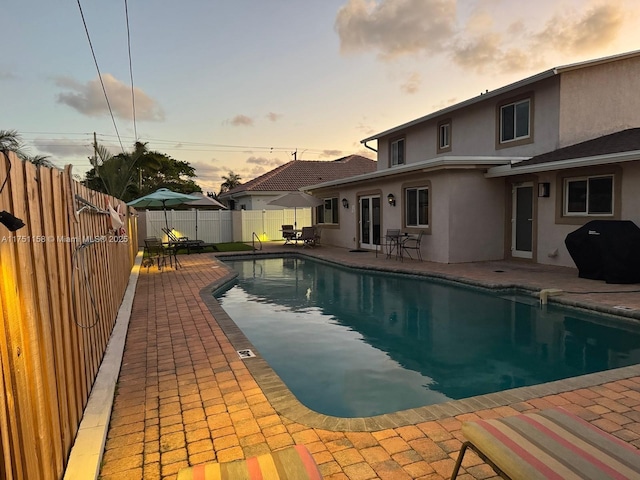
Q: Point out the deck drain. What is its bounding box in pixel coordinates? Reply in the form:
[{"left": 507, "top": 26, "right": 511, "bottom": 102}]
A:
[
  {"left": 237, "top": 349, "right": 256, "bottom": 359},
  {"left": 613, "top": 305, "right": 636, "bottom": 311}
]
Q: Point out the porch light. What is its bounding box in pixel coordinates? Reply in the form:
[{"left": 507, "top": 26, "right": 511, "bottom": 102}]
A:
[
  {"left": 387, "top": 193, "right": 396, "bottom": 206},
  {"left": 342, "top": 198, "right": 349, "bottom": 209},
  {"left": 538, "top": 182, "right": 550, "bottom": 198},
  {"left": 0, "top": 211, "right": 25, "bottom": 232}
]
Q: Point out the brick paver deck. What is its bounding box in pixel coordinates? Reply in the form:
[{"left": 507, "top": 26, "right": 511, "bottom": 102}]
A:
[{"left": 99, "top": 243, "right": 640, "bottom": 480}]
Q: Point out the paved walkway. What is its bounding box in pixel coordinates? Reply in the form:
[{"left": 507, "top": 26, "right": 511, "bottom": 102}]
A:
[{"left": 99, "top": 243, "right": 640, "bottom": 479}]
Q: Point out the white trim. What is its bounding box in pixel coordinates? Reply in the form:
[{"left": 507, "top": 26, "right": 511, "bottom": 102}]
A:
[
  {"left": 485, "top": 150, "right": 640, "bottom": 178},
  {"left": 304, "top": 156, "right": 521, "bottom": 191}
]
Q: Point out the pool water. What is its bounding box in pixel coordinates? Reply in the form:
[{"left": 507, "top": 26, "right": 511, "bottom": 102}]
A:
[{"left": 217, "top": 257, "right": 640, "bottom": 418}]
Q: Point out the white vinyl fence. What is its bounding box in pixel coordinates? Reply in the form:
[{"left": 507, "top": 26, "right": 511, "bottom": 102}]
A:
[{"left": 142, "top": 208, "right": 312, "bottom": 244}]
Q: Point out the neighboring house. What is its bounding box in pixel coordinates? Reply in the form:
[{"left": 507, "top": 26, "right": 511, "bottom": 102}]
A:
[
  {"left": 218, "top": 155, "right": 376, "bottom": 210},
  {"left": 303, "top": 50, "right": 640, "bottom": 268}
]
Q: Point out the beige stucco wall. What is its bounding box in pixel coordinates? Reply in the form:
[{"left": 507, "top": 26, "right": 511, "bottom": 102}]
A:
[
  {"left": 314, "top": 169, "right": 505, "bottom": 263},
  {"left": 534, "top": 162, "right": 640, "bottom": 268},
  {"left": 375, "top": 76, "right": 562, "bottom": 168},
  {"left": 558, "top": 56, "right": 640, "bottom": 147}
]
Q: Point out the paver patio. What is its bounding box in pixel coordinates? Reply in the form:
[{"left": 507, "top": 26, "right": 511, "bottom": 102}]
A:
[{"left": 99, "top": 243, "right": 640, "bottom": 480}]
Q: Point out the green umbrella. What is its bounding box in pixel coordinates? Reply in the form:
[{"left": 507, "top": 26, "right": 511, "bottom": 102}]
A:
[{"left": 127, "top": 188, "right": 200, "bottom": 230}]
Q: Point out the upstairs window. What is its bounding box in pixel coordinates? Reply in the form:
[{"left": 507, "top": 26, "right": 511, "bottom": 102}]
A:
[
  {"left": 438, "top": 119, "right": 451, "bottom": 153},
  {"left": 316, "top": 197, "right": 339, "bottom": 224},
  {"left": 500, "top": 98, "right": 530, "bottom": 144},
  {"left": 564, "top": 175, "right": 613, "bottom": 216},
  {"left": 390, "top": 137, "right": 405, "bottom": 166}
]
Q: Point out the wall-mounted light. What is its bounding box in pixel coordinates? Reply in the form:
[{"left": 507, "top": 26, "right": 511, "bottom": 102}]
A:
[
  {"left": 387, "top": 193, "right": 396, "bottom": 206},
  {"left": 342, "top": 198, "right": 349, "bottom": 209},
  {"left": 538, "top": 182, "right": 550, "bottom": 198},
  {"left": 0, "top": 211, "right": 25, "bottom": 232}
]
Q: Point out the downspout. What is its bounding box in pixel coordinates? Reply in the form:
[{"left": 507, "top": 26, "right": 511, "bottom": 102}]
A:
[{"left": 362, "top": 140, "right": 377, "bottom": 154}]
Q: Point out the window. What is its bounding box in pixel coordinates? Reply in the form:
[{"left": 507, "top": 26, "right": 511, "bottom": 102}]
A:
[
  {"left": 390, "top": 138, "right": 405, "bottom": 166},
  {"left": 564, "top": 175, "right": 613, "bottom": 216},
  {"left": 500, "top": 98, "right": 530, "bottom": 143},
  {"left": 405, "top": 187, "right": 429, "bottom": 227},
  {"left": 316, "top": 197, "right": 339, "bottom": 224},
  {"left": 437, "top": 119, "right": 451, "bottom": 153}
]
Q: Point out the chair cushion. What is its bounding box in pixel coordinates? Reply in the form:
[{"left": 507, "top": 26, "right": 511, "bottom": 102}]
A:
[
  {"left": 462, "top": 408, "right": 640, "bottom": 480},
  {"left": 177, "top": 445, "right": 322, "bottom": 480}
]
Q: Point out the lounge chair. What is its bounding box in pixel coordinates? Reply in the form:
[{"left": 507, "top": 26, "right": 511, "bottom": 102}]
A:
[
  {"left": 300, "top": 226, "right": 319, "bottom": 247},
  {"left": 162, "top": 227, "right": 216, "bottom": 254},
  {"left": 177, "top": 444, "right": 322, "bottom": 480},
  {"left": 450, "top": 407, "right": 640, "bottom": 480},
  {"left": 281, "top": 224, "right": 297, "bottom": 245}
]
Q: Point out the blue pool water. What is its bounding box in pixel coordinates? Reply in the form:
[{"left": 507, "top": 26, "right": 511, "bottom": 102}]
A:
[{"left": 216, "top": 257, "right": 640, "bottom": 418}]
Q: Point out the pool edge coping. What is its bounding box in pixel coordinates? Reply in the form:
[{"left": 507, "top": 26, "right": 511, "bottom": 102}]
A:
[{"left": 201, "top": 253, "right": 640, "bottom": 432}]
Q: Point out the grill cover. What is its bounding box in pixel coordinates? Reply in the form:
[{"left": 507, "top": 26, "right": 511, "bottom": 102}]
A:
[{"left": 565, "top": 220, "right": 640, "bottom": 284}]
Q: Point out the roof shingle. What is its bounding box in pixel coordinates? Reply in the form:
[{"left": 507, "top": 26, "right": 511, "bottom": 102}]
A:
[{"left": 221, "top": 155, "right": 376, "bottom": 195}]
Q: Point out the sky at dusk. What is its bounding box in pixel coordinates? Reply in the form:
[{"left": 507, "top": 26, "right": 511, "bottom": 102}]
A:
[{"left": 3, "top": 0, "right": 640, "bottom": 193}]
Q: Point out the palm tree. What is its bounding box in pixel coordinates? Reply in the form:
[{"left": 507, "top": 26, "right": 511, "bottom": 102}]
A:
[
  {"left": 0, "top": 129, "right": 55, "bottom": 167},
  {"left": 219, "top": 171, "right": 242, "bottom": 194},
  {"left": 0, "top": 130, "right": 25, "bottom": 157}
]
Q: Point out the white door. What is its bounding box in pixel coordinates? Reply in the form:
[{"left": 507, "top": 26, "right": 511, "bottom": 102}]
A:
[
  {"left": 512, "top": 183, "right": 533, "bottom": 259},
  {"left": 359, "top": 196, "right": 381, "bottom": 250}
]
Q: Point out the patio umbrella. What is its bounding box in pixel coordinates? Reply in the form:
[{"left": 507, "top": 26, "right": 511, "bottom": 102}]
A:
[
  {"left": 127, "top": 188, "right": 200, "bottom": 230},
  {"left": 268, "top": 192, "right": 323, "bottom": 228}
]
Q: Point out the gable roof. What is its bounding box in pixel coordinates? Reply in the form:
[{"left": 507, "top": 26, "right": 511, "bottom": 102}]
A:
[
  {"left": 220, "top": 155, "right": 376, "bottom": 197},
  {"left": 362, "top": 49, "right": 640, "bottom": 144},
  {"left": 486, "top": 128, "right": 640, "bottom": 178}
]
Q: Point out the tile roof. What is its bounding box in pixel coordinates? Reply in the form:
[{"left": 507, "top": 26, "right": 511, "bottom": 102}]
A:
[
  {"left": 514, "top": 128, "right": 640, "bottom": 167},
  {"left": 221, "top": 155, "right": 376, "bottom": 195}
]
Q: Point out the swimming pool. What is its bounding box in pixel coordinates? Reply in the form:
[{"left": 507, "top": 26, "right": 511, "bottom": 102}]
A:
[{"left": 216, "top": 256, "right": 640, "bottom": 418}]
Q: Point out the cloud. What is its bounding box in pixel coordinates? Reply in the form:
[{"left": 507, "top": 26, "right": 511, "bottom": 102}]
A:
[
  {"left": 400, "top": 72, "right": 421, "bottom": 94},
  {"left": 335, "top": 0, "right": 456, "bottom": 60},
  {"left": 0, "top": 71, "right": 16, "bottom": 81},
  {"left": 533, "top": 4, "right": 625, "bottom": 55},
  {"left": 32, "top": 138, "right": 91, "bottom": 157},
  {"left": 266, "top": 112, "right": 283, "bottom": 122},
  {"left": 246, "top": 156, "right": 284, "bottom": 167},
  {"left": 226, "top": 114, "right": 254, "bottom": 127},
  {"left": 55, "top": 74, "right": 164, "bottom": 121},
  {"left": 336, "top": 0, "right": 629, "bottom": 75},
  {"left": 321, "top": 149, "right": 343, "bottom": 158}
]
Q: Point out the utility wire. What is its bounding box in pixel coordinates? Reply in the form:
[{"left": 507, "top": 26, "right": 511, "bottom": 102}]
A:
[
  {"left": 75, "top": 0, "right": 126, "bottom": 154},
  {"left": 124, "top": 0, "right": 138, "bottom": 141}
]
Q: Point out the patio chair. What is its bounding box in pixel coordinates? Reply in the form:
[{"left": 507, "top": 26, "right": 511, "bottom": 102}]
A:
[
  {"left": 450, "top": 407, "right": 640, "bottom": 480},
  {"left": 384, "top": 229, "right": 401, "bottom": 259},
  {"left": 281, "top": 224, "right": 297, "bottom": 245},
  {"left": 144, "top": 237, "right": 169, "bottom": 271},
  {"left": 401, "top": 230, "right": 424, "bottom": 261},
  {"left": 162, "top": 227, "right": 216, "bottom": 254},
  {"left": 300, "top": 226, "right": 319, "bottom": 247}
]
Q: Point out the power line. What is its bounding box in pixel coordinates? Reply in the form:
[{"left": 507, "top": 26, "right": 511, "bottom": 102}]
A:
[
  {"left": 75, "top": 0, "right": 126, "bottom": 154},
  {"left": 124, "top": 0, "right": 138, "bottom": 141}
]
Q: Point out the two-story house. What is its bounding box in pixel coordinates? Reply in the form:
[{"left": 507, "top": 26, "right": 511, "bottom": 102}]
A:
[{"left": 303, "top": 50, "right": 640, "bottom": 267}]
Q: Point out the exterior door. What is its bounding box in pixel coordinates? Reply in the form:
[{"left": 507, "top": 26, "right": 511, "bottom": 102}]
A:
[
  {"left": 359, "top": 196, "right": 381, "bottom": 250},
  {"left": 512, "top": 183, "right": 533, "bottom": 259}
]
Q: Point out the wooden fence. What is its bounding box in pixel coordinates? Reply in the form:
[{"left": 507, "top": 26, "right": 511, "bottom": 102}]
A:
[{"left": 0, "top": 151, "right": 137, "bottom": 480}]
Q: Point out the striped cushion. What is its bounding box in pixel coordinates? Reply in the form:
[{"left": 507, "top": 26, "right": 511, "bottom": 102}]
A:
[
  {"left": 177, "top": 445, "right": 322, "bottom": 480},
  {"left": 462, "top": 408, "right": 640, "bottom": 480}
]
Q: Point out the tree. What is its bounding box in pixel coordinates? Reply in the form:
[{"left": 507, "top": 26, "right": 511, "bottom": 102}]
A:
[
  {"left": 83, "top": 141, "right": 201, "bottom": 202},
  {"left": 219, "top": 171, "right": 242, "bottom": 195},
  {"left": 0, "top": 129, "right": 55, "bottom": 167}
]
